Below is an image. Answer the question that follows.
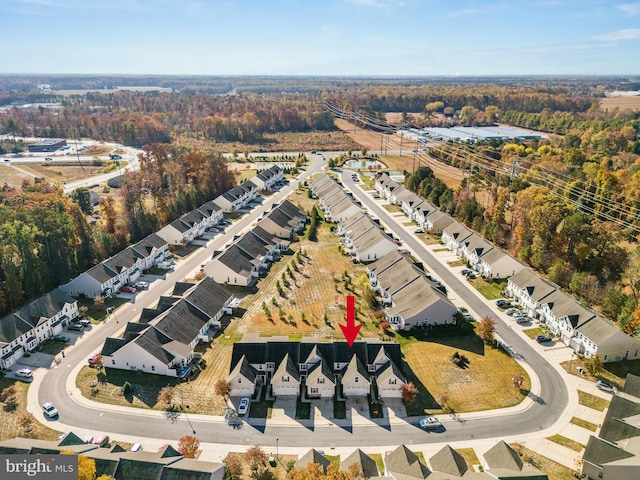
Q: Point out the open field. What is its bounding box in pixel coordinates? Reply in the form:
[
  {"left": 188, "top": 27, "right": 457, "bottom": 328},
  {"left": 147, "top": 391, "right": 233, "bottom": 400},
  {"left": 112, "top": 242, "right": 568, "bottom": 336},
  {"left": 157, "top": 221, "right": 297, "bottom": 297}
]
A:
[
  {"left": 0, "top": 162, "right": 117, "bottom": 190},
  {"left": 0, "top": 377, "right": 61, "bottom": 442},
  {"left": 398, "top": 328, "right": 531, "bottom": 415},
  {"left": 182, "top": 130, "right": 360, "bottom": 154},
  {"left": 601, "top": 96, "right": 640, "bottom": 112}
]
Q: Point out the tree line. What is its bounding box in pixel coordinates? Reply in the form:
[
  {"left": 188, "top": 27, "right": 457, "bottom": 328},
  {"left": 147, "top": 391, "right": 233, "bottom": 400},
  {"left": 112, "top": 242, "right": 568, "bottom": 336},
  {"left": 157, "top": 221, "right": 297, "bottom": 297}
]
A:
[{"left": 0, "top": 144, "right": 235, "bottom": 315}]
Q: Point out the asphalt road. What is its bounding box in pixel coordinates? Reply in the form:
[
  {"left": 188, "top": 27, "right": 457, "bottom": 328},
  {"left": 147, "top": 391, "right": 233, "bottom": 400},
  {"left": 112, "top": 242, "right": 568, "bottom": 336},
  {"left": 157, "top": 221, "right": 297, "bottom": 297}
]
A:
[{"left": 34, "top": 159, "right": 569, "bottom": 449}]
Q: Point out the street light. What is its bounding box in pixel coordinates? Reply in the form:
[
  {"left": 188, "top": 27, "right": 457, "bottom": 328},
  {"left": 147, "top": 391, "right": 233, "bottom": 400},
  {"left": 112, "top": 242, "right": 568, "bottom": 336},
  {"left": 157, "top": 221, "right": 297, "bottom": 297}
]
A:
[
  {"left": 178, "top": 388, "right": 196, "bottom": 435},
  {"left": 276, "top": 438, "right": 279, "bottom": 461}
]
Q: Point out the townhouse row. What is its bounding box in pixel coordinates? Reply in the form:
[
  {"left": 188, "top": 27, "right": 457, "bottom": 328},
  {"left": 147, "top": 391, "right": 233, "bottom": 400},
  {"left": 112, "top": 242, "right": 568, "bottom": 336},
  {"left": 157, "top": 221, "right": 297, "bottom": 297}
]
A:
[
  {"left": 0, "top": 434, "right": 224, "bottom": 480},
  {"left": 204, "top": 199, "right": 307, "bottom": 286},
  {"left": 99, "top": 200, "right": 307, "bottom": 377},
  {"left": 0, "top": 166, "right": 284, "bottom": 370},
  {"left": 373, "top": 172, "right": 640, "bottom": 362},
  {"left": 227, "top": 338, "right": 407, "bottom": 400},
  {"left": 310, "top": 173, "right": 457, "bottom": 330},
  {"left": 100, "top": 277, "right": 234, "bottom": 377},
  {"left": 298, "top": 441, "right": 548, "bottom": 479}
]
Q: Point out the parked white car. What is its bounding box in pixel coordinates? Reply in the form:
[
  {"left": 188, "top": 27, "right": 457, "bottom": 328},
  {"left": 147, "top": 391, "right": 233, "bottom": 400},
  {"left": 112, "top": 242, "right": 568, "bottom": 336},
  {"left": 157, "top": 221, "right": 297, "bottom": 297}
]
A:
[
  {"left": 16, "top": 368, "right": 33, "bottom": 379},
  {"left": 238, "top": 397, "right": 250, "bottom": 415}
]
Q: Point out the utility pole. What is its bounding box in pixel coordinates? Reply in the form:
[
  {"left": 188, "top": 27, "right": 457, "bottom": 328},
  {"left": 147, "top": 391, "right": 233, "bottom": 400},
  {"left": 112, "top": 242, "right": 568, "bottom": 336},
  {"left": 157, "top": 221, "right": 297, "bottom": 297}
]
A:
[
  {"left": 510, "top": 155, "right": 517, "bottom": 184},
  {"left": 399, "top": 128, "right": 404, "bottom": 157},
  {"left": 354, "top": 109, "right": 358, "bottom": 134}
]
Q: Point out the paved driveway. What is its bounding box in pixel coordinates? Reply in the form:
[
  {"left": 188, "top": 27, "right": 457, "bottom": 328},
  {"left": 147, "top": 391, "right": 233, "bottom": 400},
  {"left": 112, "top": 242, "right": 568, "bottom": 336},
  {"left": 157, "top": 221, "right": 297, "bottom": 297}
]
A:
[{"left": 16, "top": 351, "right": 56, "bottom": 369}]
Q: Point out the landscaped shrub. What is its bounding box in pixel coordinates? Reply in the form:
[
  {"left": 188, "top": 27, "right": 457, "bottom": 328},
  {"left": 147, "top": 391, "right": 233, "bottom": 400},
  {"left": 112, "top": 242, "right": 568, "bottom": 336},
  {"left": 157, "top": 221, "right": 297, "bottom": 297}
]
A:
[{"left": 122, "top": 381, "right": 132, "bottom": 394}]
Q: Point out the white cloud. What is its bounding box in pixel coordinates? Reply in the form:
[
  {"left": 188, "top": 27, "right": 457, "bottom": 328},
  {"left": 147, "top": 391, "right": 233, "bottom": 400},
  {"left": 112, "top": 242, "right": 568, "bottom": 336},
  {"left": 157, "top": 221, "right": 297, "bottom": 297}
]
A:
[
  {"left": 447, "top": 8, "right": 479, "bottom": 18},
  {"left": 619, "top": 2, "right": 640, "bottom": 15},
  {"left": 592, "top": 28, "right": 640, "bottom": 41}
]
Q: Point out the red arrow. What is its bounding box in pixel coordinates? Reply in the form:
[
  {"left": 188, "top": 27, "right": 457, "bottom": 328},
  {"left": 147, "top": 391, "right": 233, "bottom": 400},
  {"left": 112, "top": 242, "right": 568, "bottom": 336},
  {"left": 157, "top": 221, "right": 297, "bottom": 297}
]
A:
[{"left": 339, "top": 295, "right": 362, "bottom": 347}]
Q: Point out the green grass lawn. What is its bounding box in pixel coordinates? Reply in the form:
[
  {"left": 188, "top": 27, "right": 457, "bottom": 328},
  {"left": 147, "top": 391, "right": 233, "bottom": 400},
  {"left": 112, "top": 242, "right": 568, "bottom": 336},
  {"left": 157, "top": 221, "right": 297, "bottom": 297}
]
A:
[
  {"left": 249, "top": 401, "right": 273, "bottom": 419},
  {"left": 369, "top": 453, "right": 384, "bottom": 476},
  {"left": 296, "top": 401, "right": 311, "bottom": 420},
  {"left": 578, "top": 391, "right": 609, "bottom": 412},
  {"left": 570, "top": 416, "right": 598, "bottom": 432},
  {"left": 78, "top": 296, "right": 129, "bottom": 322},
  {"left": 523, "top": 327, "right": 544, "bottom": 340},
  {"left": 546, "top": 434, "right": 585, "bottom": 452},
  {"left": 472, "top": 277, "right": 506, "bottom": 300},
  {"left": 456, "top": 448, "right": 480, "bottom": 468},
  {"left": 36, "top": 339, "right": 67, "bottom": 355},
  {"left": 447, "top": 259, "right": 466, "bottom": 267}
]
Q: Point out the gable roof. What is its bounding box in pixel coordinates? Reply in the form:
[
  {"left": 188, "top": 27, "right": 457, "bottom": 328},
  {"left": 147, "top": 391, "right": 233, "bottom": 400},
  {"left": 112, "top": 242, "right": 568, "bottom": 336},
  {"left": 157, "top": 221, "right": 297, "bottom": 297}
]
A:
[
  {"left": 385, "top": 445, "right": 430, "bottom": 479},
  {"left": 131, "top": 233, "right": 167, "bottom": 257},
  {"left": 508, "top": 269, "right": 556, "bottom": 303},
  {"left": 228, "top": 354, "right": 257, "bottom": 384},
  {"left": 429, "top": 445, "right": 468, "bottom": 477},
  {"left": 296, "top": 449, "right": 331, "bottom": 473},
  {"left": 342, "top": 354, "right": 371, "bottom": 384},
  {"left": 540, "top": 290, "right": 595, "bottom": 327},
  {"left": 483, "top": 441, "right": 523, "bottom": 471},
  {"left": 341, "top": 449, "right": 379, "bottom": 478},
  {"left": 273, "top": 353, "right": 300, "bottom": 383}
]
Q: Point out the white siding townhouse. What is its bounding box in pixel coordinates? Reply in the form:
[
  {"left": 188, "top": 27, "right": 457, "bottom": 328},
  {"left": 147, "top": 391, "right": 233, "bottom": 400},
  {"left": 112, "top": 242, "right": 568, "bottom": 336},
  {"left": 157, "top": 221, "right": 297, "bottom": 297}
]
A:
[
  {"left": 101, "top": 277, "right": 233, "bottom": 377},
  {"left": 374, "top": 172, "right": 394, "bottom": 196},
  {"left": 206, "top": 244, "right": 261, "bottom": 287},
  {"left": 321, "top": 192, "right": 362, "bottom": 224},
  {"left": 341, "top": 215, "right": 397, "bottom": 264},
  {"left": 477, "top": 247, "right": 525, "bottom": 279},
  {"left": 212, "top": 190, "right": 243, "bottom": 213},
  {"left": 459, "top": 233, "right": 494, "bottom": 270},
  {"left": 424, "top": 210, "right": 455, "bottom": 234},
  {"left": 196, "top": 200, "right": 224, "bottom": 229},
  {"left": 368, "top": 250, "right": 457, "bottom": 330},
  {"left": 506, "top": 269, "right": 556, "bottom": 319},
  {"left": 441, "top": 222, "right": 473, "bottom": 255},
  {"left": 388, "top": 185, "right": 415, "bottom": 206},
  {"left": 251, "top": 165, "right": 283, "bottom": 192},
  {"left": 0, "top": 289, "right": 78, "bottom": 368},
  {"left": 411, "top": 200, "right": 438, "bottom": 227},
  {"left": 62, "top": 235, "right": 169, "bottom": 298},
  {"left": 308, "top": 173, "right": 335, "bottom": 197},
  {"left": 157, "top": 209, "right": 208, "bottom": 246},
  {"left": 227, "top": 339, "right": 405, "bottom": 400},
  {"left": 577, "top": 317, "right": 640, "bottom": 362},
  {"left": 539, "top": 289, "right": 596, "bottom": 346}
]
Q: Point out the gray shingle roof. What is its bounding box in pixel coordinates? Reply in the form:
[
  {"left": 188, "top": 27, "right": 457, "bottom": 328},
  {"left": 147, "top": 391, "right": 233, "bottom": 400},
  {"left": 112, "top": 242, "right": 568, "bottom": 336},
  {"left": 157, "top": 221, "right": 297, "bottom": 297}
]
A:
[
  {"left": 385, "top": 445, "right": 430, "bottom": 479},
  {"left": 483, "top": 441, "right": 523, "bottom": 471},
  {"left": 296, "top": 449, "right": 331, "bottom": 473},
  {"left": 341, "top": 449, "right": 379, "bottom": 478},
  {"left": 429, "top": 445, "right": 468, "bottom": 477}
]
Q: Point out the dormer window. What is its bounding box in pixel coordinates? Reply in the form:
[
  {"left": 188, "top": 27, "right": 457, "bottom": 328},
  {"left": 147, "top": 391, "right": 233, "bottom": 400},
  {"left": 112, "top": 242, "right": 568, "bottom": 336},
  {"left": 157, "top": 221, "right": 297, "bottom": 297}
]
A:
[{"left": 318, "top": 377, "right": 324, "bottom": 384}]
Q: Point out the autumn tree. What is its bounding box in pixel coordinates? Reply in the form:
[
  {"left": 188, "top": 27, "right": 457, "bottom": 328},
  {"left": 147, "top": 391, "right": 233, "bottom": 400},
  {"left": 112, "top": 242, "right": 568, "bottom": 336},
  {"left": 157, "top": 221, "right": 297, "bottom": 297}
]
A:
[
  {"left": 223, "top": 453, "right": 243, "bottom": 480},
  {"left": 178, "top": 435, "right": 200, "bottom": 459},
  {"left": 97, "top": 475, "right": 117, "bottom": 480},
  {"left": 70, "top": 187, "right": 93, "bottom": 215},
  {"left": 78, "top": 455, "right": 97, "bottom": 480},
  {"left": 215, "top": 380, "right": 231, "bottom": 398},
  {"left": 244, "top": 445, "right": 268, "bottom": 471},
  {"left": 476, "top": 316, "right": 496, "bottom": 344},
  {"left": 585, "top": 355, "right": 604, "bottom": 378},
  {"left": 157, "top": 386, "right": 175, "bottom": 409},
  {"left": 401, "top": 382, "right": 418, "bottom": 406}
]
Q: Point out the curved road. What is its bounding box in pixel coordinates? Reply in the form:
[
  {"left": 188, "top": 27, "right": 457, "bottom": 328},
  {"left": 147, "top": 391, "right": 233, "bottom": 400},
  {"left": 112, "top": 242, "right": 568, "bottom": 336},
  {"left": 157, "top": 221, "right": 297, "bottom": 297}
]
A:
[{"left": 34, "top": 157, "right": 569, "bottom": 449}]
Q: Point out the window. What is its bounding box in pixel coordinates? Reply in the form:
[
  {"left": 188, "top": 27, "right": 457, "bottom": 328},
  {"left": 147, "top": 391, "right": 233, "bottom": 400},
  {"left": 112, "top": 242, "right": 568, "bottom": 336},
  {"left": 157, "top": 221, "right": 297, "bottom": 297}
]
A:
[
  {"left": 151, "top": 366, "right": 155, "bottom": 371},
  {"left": 604, "top": 355, "right": 608, "bottom": 361},
  {"left": 266, "top": 362, "right": 275, "bottom": 369},
  {"left": 237, "top": 377, "right": 242, "bottom": 383},
  {"left": 282, "top": 376, "right": 289, "bottom": 382},
  {"left": 311, "top": 387, "right": 318, "bottom": 394},
  {"left": 354, "top": 377, "right": 359, "bottom": 383},
  {"left": 112, "top": 360, "right": 115, "bottom": 365},
  {"left": 318, "top": 377, "right": 324, "bottom": 384},
  {"left": 389, "top": 378, "right": 396, "bottom": 385},
  {"left": 299, "top": 364, "right": 307, "bottom": 371}
]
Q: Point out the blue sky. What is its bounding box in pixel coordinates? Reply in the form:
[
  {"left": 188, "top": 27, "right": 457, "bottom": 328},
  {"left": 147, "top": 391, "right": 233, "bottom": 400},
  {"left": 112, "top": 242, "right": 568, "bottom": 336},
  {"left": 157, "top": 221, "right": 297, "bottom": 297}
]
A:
[{"left": 2, "top": 0, "right": 639, "bottom": 75}]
